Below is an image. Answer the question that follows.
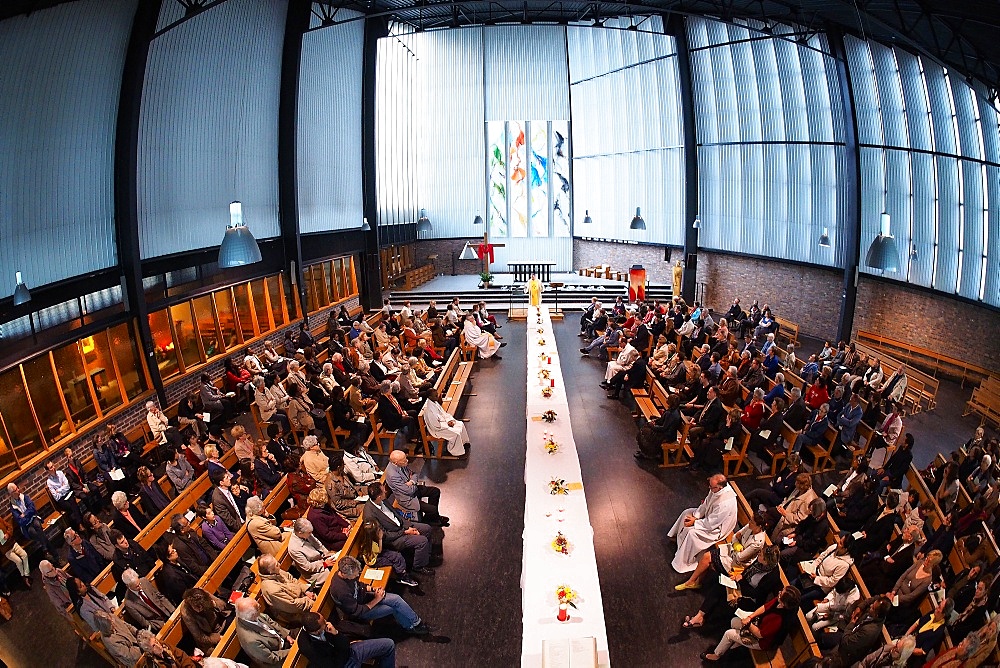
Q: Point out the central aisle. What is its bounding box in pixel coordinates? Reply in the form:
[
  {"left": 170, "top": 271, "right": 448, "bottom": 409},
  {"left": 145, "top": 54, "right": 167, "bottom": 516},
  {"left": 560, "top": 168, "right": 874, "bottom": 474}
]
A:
[{"left": 521, "top": 306, "right": 610, "bottom": 667}]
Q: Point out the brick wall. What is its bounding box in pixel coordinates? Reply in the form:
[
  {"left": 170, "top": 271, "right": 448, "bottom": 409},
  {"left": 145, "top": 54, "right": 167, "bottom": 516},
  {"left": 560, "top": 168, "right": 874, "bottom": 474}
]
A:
[
  {"left": 854, "top": 278, "right": 1000, "bottom": 373},
  {"left": 573, "top": 239, "right": 677, "bottom": 283},
  {"left": 413, "top": 239, "right": 484, "bottom": 276},
  {"left": 5, "top": 296, "right": 359, "bottom": 507}
]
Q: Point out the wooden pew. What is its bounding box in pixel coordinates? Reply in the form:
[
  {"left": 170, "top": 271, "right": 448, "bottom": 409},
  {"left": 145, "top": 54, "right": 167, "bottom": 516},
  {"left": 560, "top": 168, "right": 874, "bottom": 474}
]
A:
[
  {"left": 856, "top": 329, "right": 994, "bottom": 388},
  {"left": 773, "top": 317, "right": 799, "bottom": 347}
]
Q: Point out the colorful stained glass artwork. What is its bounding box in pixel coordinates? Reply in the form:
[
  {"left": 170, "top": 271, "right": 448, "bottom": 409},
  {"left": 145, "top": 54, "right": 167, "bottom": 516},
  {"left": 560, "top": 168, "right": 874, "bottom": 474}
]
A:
[
  {"left": 552, "top": 121, "right": 571, "bottom": 236},
  {"left": 509, "top": 121, "right": 528, "bottom": 237},
  {"left": 488, "top": 121, "right": 507, "bottom": 237},
  {"left": 529, "top": 122, "right": 549, "bottom": 237}
]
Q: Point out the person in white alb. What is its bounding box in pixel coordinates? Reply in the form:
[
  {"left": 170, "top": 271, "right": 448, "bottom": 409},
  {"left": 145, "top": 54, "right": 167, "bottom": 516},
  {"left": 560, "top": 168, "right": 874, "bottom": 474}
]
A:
[
  {"left": 602, "top": 342, "right": 639, "bottom": 384},
  {"left": 462, "top": 315, "right": 503, "bottom": 359},
  {"left": 667, "top": 474, "right": 738, "bottom": 573},
  {"left": 420, "top": 391, "right": 470, "bottom": 457}
]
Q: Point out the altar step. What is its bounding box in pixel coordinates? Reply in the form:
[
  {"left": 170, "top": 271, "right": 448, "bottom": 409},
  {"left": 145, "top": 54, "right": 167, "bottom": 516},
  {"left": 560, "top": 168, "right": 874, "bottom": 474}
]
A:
[{"left": 388, "top": 282, "right": 674, "bottom": 312}]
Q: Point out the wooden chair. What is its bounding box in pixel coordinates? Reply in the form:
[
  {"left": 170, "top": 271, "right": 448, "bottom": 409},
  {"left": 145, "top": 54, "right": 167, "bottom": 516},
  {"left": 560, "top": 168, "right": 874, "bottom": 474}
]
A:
[{"left": 721, "top": 428, "right": 752, "bottom": 477}]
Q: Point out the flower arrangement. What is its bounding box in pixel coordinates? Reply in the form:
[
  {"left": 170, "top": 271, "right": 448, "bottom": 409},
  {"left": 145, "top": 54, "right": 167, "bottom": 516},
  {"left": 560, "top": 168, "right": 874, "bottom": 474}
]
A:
[
  {"left": 556, "top": 585, "right": 579, "bottom": 609},
  {"left": 541, "top": 410, "right": 557, "bottom": 423},
  {"left": 552, "top": 532, "right": 570, "bottom": 554},
  {"left": 538, "top": 352, "right": 548, "bottom": 362},
  {"left": 549, "top": 477, "right": 568, "bottom": 495},
  {"left": 537, "top": 338, "right": 547, "bottom": 346},
  {"left": 537, "top": 327, "right": 545, "bottom": 334},
  {"left": 538, "top": 369, "right": 551, "bottom": 380},
  {"left": 544, "top": 436, "right": 559, "bottom": 454},
  {"left": 541, "top": 387, "right": 553, "bottom": 398}
]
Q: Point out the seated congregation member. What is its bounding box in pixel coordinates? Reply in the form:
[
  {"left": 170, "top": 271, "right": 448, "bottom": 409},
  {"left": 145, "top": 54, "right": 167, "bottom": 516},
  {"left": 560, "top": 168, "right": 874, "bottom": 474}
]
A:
[
  {"left": 110, "top": 528, "right": 156, "bottom": 580},
  {"left": 200, "top": 373, "right": 235, "bottom": 432},
  {"left": 176, "top": 392, "right": 210, "bottom": 442},
  {"left": 792, "top": 403, "right": 830, "bottom": 454},
  {"left": 257, "top": 554, "right": 316, "bottom": 626},
  {"left": 146, "top": 401, "right": 184, "bottom": 449},
  {"left": 85, "top": 511, "right": 117, "bottom": 561},
  {"left": 602, "top": 341, "right": 639, "bottom": 385},
  {"left": 376, "top": 381, "right": 416, "bottom": 450},
  {"left": 231, "top": 424, "right": 255, "bottom": 463},
  {"left": 169, "top": 513, "right": 218, "bottom": 577},
  {"left": 135, "top": 629, "right": 199, "bottom": 668},
  {"left": 804, "top": 577, "right": 860, "bottom": 633},
  {"left": 634, "top": 394, "right": 683, "bottom": 462},
  {"left": 64, "top": 527, "right": 108, "bottom": 583},
  {"left": 121, "top": 567, "right": 175, "bottom": 632},
  {"left": 93, "top": 610, "right": 143, "bottom": 667},
  {"left": 782, "top": 387, "right": 810, "bottom": 431},
  {"left": 902, "top": 597, "right": 953, "bottom": 660},
  {"left": 266, "top": 423, "right": 297, "bottom": 472},
  {"left": 306, "top": 487, "right": 351, "bottom": 551},
  {"left": 420, "top": 389, "right": 470, "bottom": 457},
  {"left": 675, "top": 512, "right": 766, "bottom": 591},
  {"left": 386, "top": 450, "right": 448, "bottom": 526},
  {"left": 344, "top": 440, "right": 382, "bottom": 485},
  {"left": 768, "top": 473, "right": 818, "bottom": 540},
  {"left": 63, "top": 446, "right": 101, "bottom": 514},
  {"left": 690, "top": 408, "right": 744, "bottom": 472},
  {"left": 179, "top": 587, "right": 230, "bottom": 653},
  {"left": 700, "top": 586, "right": 801, "bottom": 662},
  {"left": 330, "top": 556, "right": 431, "bottom": 635},
  {"left": 850, "top": 491, "right": 903, "bottom": 558},
  {"left": 667, "top": 474, "right": 738, "bottom": 574},
  {"left": 298, "top": 611, "right": 398, "bottom": 668},
  {"left": 69, "top": 575, "right": 117, "bottom": 632},
  {"left": 820, "top": 595, "right": 891, "bottom": 665},
  {"left": 289, "top": 517, "right": 337, "bottom": 585},
  {"left": 462, "top": 314, "right": 503, "bottom": 359},
  {"left": 253, "top": 442, "right": 283, "bottom": 492},
  {"left": 746, "top": 453, "right": 802, "bottom": 511},
  {"left": 203, "top": 444, "right": 227, "bottom": 480},
  {"left": 606, "top": 350, "right": 649, "bottom": 400},
  {"left": 154, "top": 538, "right": 199, "bottom": 606},
  {"left": 0, "top": 513, "right": 31, "bottom": 593},
  {"left": 197, "top": 504, "right": 234, "bottom": 550},
  {"left": 300, "top": 434, "right": 330, "bottom": 484},
  {"left": 234, "top": 597, "right": 294, "bottom": 668},
  {"left": 856, "top": 525, "right": 924, "bottom": 595},
  {"left": 364, "top": 482, "right": 435, "bottom": 574},
  {"left": 138, "top": 465, "right": 171, "bottom": 516},
  {"left": 211, "top": 470, "right": 246, "bottom": 532},
  {"left": 357, "top": 520, "right": 419, "bottom": 588},
  {"left": 44, "top": 459, "right": 84, "bottom": 532},
  {"left": 246, "top": 495, "right": 283, "bottom": 557},
  {"left": 746, "top": 397, "right": 787, "bottom": 462},
  {"left": 325, "top": 453, "right": 365, "bottom": 519},
  {"left": 778, "top": 498, "right": 829, "bottom": 565},
  {"left": 884, "top": 550, "right": 942, "bottom": 631},
  {"left": 831, "top": 476, "right": 880, "bottom": 533},
  {"left": 684, "top": 386, "right": 727, "bottom": 456},
  {"left": 166, "top": 447, "right": 195, "bottom": 492},
  {"left": 792, "top": 531, "right": 855, "bottom": 611},
  {"left": 866, "top": 402, "right": 903, "bottom": 456},
  {"left": 111, "top": 490, "right": 150, "bottom": 541},
  {"left": 823, "top": 455, "right": 871, "bottom": 513},
  {"left": 682, "top": 544, "right": 783, "bottom": 629}
]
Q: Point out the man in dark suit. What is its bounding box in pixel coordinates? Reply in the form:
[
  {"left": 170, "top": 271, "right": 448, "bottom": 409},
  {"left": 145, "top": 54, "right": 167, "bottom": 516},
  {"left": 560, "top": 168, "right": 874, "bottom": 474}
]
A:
[
  {"left": 110, "top": 529, "right": 156, "bottom": 580},
  {"left": 169, "top": 514, "right": 218, "bottom": 577},
  {"left": 211, "top": 470, "right": 245, "bottom": 532},
  {"left": 606, "top": 352, "right": 648, "bottom": 401},
  {"left": 64, "top": 527, "right": 108, "bottom": 582},
  {"left": 362, "top": 483, "right": 434, "bottom": 574},
  {"left": 793, "top": 404, "right": 831, "bottom": 453},
  {"left": 121, "top": 567, "right": 175, "bottom": 632},
  {"left": 298, "top": 611, "right": 397, "bottom": 668},
  {"left": 782, "top": 387, "right": 810, "bottom": 431},
  {"left": 685, "top": 386, "right": 726, "bottom": 455},
  {"left": 376, "top": 381, "right": 415, "bottom": 450}
]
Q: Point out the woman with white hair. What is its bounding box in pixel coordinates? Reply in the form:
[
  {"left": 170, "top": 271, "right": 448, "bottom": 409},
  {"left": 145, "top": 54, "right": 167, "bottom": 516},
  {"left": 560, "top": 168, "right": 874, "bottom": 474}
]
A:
[
  {"left": 245, "top": 496, "right": 283, "bottom": 557},
  {"left": 93, "top": 610, "right": 143, "bottom": 667},
  {"left": 299, "top": 435, "right": 329, "bottom": 483},
  {"left": 855, "top": 635, "right": 917, "bottom": 668},
  {"left": 318, "top": 363, "right": 338, "bottom": 394},
  {"left": 135, "top": 627, "right": 198, "bottom": 668}
]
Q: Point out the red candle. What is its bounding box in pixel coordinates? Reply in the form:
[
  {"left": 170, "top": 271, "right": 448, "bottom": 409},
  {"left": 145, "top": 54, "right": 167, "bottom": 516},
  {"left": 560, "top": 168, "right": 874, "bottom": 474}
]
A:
[{"left": 557, "top": 603, "right": 569, "bottom": 622}]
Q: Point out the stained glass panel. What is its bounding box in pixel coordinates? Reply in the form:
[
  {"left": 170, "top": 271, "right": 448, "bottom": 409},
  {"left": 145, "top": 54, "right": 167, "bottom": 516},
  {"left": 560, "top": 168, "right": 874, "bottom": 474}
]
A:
[
  {"left": 508, "top": 121, "right": 528, "bottom": 237},
  {"left": 488, "top": 121, "right": 507, "bottom": 237},
  {"left": 529, "top": 121, "right": 549, "bottom": 237},
  {"left": 552, "top": 121, "right": 571, "bottom": 236}
]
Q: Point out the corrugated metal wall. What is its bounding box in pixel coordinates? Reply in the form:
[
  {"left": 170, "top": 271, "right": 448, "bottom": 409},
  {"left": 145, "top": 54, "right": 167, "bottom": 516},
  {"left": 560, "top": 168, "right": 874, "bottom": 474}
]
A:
[
  {"left": 0, "top": 0, "right": 136, "bottom": 297},
  {"left": 688, "top": 17, "right": 847, "bottom": 268},
  {"left": 483, "top": 26, "right": 570, "bottom": 121},
  {"left": 137, "top": 0, "right": 286, "bottom": 259},
  {"left": 375, "top": 26, "right": 420, "bottom": 230},
  {"left": 298, "top": 10, "right": 365, "bottom": 233},
  {"left": 846, "top": 36, "right": 1000, "bottom": 306},
  {"left": 568, "top": 18, "right": 685, "bottom": 247}
]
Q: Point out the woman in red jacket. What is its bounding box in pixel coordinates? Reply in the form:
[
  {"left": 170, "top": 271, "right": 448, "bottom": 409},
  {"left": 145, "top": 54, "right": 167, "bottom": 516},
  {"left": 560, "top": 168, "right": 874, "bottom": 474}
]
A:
[
  {"left": 701, "top": 586, "right": 802, "bottom": 661},
  {"left": 305, "top": 487, "right": 351, "bottom": 551}
]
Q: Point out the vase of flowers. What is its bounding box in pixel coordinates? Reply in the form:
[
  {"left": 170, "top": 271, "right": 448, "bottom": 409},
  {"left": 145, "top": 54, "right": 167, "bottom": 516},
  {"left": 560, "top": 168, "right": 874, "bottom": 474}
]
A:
[
  {"left": 548, "top": 478, "right": 568, "bottom": 495},
  {"left": 541, "top": 410, "right": 557, "bottom": 423},
  {"left": 544, "top": 437, "right": 559, "bottom": 454},
  {"left": 556, "top": 585, "right": 578, "bottom": 621},
  {"left": 541, "top": 387, "right": 553, "bottom": 398}
]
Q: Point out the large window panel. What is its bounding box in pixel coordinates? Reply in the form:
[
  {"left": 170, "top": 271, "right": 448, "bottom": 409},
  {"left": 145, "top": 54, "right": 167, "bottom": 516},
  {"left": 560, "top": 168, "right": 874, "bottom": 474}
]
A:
[
  {"left": 192, "top": 295, "right": 221, "bottom": 359},
  {"left": 52, "top": 342, "right": 97, "bottom": 428},
  {"left": 934, "top": 156, "right": 960, "bottom": 293},
  {"left": 214, "top": 290, "right": 240, "bottom": 351},
  {"left": 169, "top": 302, "right": 203, "bottom": 369},
  {"left": 0, "top": 370, "right": 41, "bottom": 463},
  {"left": 148, "top": 309, "right": 181, "bottom": 379},
  {"left": 250, "top": 279, "right": 273, "bottom": 333},
  {"left": 80, "top": 331, "right": 124, "bottom": 413},
  {"left": 23, "top": 356, "right": 70, "bottom": 445},
  {"left": 233, "top": 284, "right": 257, "bottom": 341}
]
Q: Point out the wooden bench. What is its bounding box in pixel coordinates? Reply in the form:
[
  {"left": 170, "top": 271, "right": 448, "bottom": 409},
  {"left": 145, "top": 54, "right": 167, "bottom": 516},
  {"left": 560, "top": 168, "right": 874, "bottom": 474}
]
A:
[
  {"left": 853, "top": 337, "right": 940, "bottom": 413},
  {"left": 965, "top": 377, "right": 1000, "bottom": 427},
  {"left": 857, "top": 329, "right": 995, "bottom": 387},
  {"left": 416, "top": 350, "right": 473, "bottom": 459},
  {"left": 397, "top": 264, "right": 435, "bottom": 291},
  {"left": 773, "top": 317, "right": 798, "bottom": 347}
]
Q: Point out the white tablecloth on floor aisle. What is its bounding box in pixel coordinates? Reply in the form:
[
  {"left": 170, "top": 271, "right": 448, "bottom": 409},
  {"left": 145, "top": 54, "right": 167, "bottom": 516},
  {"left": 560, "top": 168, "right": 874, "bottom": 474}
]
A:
[{"left": 521, "top": 306, "right": 610, "bottom": 667}]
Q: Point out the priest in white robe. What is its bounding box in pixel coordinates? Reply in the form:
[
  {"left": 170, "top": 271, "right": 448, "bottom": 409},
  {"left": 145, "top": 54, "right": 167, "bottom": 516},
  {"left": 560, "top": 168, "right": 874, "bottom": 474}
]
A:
[
  {"left": 462, "top": 316, "right": 501, "bottom": 359},
  {"left": 667, "top": 474, "right": 738, "bottom": 573},
  {"left": 422, "top": 394, "right": 469, "bottom": 456},
  {"left": 603, "top": 342, "right": 639, "bottom": 381}
]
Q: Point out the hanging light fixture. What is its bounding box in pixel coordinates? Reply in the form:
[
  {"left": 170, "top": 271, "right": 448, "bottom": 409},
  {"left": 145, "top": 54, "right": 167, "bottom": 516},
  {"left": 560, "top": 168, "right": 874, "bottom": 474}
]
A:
[
  {"left": 459, "top": 241, "right": 479, "bottom": 260},
  {"left": 473, "top": 214, "right": 484, "bottom": 226},
  {"left": 692, "top": 213, "right": 702, "bottom": 230},
  {"left": 582, "top": 209, "right": 593, "bottom": 225},
  {"left": 818, "top": 227, "right": 831, "bottom": 247},
  {"left": 218, "top": 201, "right": 262, "bottom": 268},
  {"left": 629, "top": 207, "right": 645, "bottom": 230},
  {"left": 909, "top": 243, "right": 918, "bottom": 259},
  {"left": 416, "top": 209, "right": 432, "bottom": 234},
  {"left": 864, "top": 212, "right": 900, "bottom": 272},
  {"left": 361, "top": 217, "right": 371, "bottom": 231},
  {"left": 12, "top": 271, "right": 31, "bottom": 305}
]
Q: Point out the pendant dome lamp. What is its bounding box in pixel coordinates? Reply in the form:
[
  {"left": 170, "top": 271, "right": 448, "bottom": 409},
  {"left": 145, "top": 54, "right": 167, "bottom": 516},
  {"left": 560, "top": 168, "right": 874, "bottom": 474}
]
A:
[
  {"left": 416, "top": 209, "right": 432, "bottom": 234},
  {"left": 582, "top": 210, "right": 593, "bottom": 224},
  {"left": 629, "top": 207, "right": 645, "bottom": 230},
  {"left": 818, "top": 227, "right": 831, "bottom": 247},
  {"left": 12, "top": 271, "right": 31, "bottom": 305},
  {"left": 864, "top": 212, "right": 900, "bottom": 272},
  {"left": 218, "top": 201, "right": 262, "bottom": 268},
  {"left": 459, "top": 242, "right": 479, "bottom": 260}
]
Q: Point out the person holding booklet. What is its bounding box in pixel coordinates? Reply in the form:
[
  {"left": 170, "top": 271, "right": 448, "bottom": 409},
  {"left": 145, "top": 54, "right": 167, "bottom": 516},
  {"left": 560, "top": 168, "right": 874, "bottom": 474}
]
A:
[
  {"left": 791, "top": 531, "right": 855, "bottom": 611},
  {"left": 699, "top": 586, "right": 802, "bottom": 662},
  {"left": 680, "top": 544, "right": 783, "bottom": 630},
  {"left": 675, "top": 512, "right": 767, "bottom": 592}
]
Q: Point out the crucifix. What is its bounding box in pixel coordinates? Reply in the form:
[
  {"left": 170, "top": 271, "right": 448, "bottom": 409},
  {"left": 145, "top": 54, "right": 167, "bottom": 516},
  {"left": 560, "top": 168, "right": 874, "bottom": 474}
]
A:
[{"left": 475, "top": 228, "right": 506, "bottom": 275}]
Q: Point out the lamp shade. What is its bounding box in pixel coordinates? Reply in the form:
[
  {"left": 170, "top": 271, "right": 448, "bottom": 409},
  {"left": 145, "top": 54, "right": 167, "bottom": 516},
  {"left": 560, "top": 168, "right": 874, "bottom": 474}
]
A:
[
  {"left": 629, "top": 207, "right": 645, "bottom": 230},
  {"left": 692, "top": 214, "right": 701, "bottom": 230},
  {"left": 361, "top": 218, "right": 371, "bottom": 231},
  {"left": 864, "top": 212, "right": 900, "bottom": 272},
  {"left": 218, "top": 202, "right": 262, "bottom": 268},
  {"left": 818, "top": 227, "right": 831, "bottom": 247},
  {"left": 473, "top": 215, "right": 484, "bottom": 226},
  {"left": 12, "top": 271, "right": 30, "bottom": 305},
  {"left": 417, "top": 209, "right": 432, "bottom": 234},
  {"left": 583, "top": 210, "right": 593, "bottom": 224},
  {"left": 459, "top": 242, "right": 479, "bottom": 260}
]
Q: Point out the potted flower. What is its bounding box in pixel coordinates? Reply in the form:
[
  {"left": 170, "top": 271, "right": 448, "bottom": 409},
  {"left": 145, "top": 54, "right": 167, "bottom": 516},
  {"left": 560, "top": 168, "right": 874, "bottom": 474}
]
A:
[
  {"left": 555, "top": 584, "right": 579, "bottom": 622},
  {"left": 479, "top": 271, "right": 494, "bottom": 288}
]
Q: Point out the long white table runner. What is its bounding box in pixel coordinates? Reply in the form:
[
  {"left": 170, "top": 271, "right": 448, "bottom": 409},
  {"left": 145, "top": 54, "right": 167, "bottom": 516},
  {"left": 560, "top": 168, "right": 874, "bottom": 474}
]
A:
[{"left": 521, "top": 306, "right": 610, "bottom": 667}]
